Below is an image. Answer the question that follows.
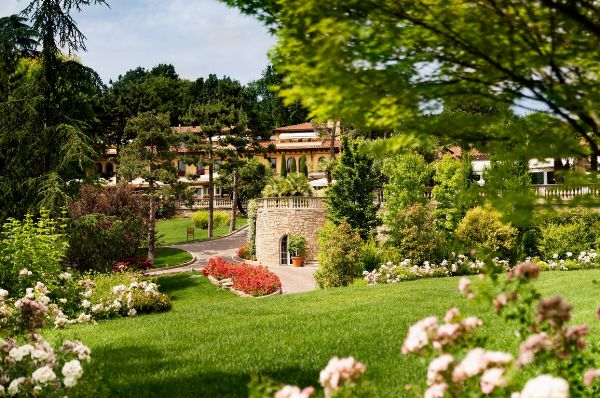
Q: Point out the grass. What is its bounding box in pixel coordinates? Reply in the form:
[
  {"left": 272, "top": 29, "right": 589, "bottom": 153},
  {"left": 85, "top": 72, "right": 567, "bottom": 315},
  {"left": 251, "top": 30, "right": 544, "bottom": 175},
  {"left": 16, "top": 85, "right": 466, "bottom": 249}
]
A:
[
  {"left": 156, "top": 216, "right": 247, "bottom": 245},
  {"left": 50, "top": 270, "right": 600, "bottom": 397},
  {"left": 151, "top": 248, "right": 193, "bottom": 268}
]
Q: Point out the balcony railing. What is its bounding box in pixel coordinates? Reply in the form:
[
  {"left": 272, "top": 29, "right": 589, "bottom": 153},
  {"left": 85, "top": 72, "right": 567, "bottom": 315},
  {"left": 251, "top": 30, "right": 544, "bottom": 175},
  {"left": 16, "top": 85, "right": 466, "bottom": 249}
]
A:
[
  {"left": 175, "top": 198, "right": 246, "bottom": 210},
  {"left": 530, "top": 184, "right": 600, "bottom": 199},
  {"left": 257, "top": 197, "right": 324, "bottom": 209}
]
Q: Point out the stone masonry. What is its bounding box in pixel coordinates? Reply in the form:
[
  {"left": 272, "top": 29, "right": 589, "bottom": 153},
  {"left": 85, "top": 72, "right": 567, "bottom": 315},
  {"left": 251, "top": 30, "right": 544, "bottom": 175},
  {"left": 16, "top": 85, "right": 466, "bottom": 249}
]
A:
[{"left": 255, "top": 198, "right": 326, "bottom": 266}]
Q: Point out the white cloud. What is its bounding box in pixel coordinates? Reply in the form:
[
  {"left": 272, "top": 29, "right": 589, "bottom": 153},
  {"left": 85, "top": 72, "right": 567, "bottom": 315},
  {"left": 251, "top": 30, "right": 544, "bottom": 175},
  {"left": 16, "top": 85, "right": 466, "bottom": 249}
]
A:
[{"left": 1, "top": 0, "right": 275, "bottom": 84}]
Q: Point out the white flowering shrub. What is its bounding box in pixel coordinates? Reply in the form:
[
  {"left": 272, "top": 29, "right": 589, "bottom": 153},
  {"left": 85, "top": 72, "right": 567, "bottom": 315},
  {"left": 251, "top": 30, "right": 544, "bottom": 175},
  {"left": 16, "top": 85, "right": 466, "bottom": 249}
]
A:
[
  {"left": 363, "top": 254, "right": 505, "bottom": 285},
  {"left": 0, "top": 283, "right": 94, "bottom": 397}
]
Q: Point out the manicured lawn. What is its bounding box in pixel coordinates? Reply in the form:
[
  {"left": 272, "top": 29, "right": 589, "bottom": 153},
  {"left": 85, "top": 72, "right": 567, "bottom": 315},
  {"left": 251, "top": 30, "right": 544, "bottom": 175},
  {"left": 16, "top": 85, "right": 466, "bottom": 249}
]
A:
[
  {"left": 156, "top": 216, "right": 247, "bottom": 245},
  {"left": 151, "top": 247, "right": 193, "bottom": 268},
  {"left": 50, "top": 270, "right": 600, "bottom": 397}
]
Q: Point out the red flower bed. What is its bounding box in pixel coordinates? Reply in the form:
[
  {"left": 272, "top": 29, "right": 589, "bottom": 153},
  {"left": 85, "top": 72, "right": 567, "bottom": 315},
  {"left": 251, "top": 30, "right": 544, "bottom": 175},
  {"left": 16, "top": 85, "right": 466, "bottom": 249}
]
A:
[{"left": 203, "top": 258, "right": 282, "bottom": 296}]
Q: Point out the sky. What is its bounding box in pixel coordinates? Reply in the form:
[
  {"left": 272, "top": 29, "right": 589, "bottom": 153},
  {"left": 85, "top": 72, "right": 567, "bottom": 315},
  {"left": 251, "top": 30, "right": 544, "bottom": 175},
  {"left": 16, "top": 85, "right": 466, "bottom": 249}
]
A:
[{"left": 0, "top": 0, "right": 275, "bottom": 85}]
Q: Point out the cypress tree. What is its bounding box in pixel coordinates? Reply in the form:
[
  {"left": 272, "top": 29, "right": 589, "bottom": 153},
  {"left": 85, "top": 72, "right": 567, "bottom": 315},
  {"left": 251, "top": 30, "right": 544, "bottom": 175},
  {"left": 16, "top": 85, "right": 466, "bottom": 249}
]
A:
[
  {"left": 326, "top": 137, "right": 379, "bottom": 239},
  {"left": 299, "top": 155, "right": 308, "bottom": 177},
  {"left": 289, "top": 157, "right": 297, "bottom": 173},
  {"left": 280, "top": 153, "right": 287, "bottom": 178}
]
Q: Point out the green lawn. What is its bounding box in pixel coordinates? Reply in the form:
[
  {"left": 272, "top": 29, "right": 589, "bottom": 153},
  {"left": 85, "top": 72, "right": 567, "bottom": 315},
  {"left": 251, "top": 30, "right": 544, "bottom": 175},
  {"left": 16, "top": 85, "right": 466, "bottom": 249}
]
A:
[
  {"left": 50, "top": 270, "right": 600, "bottom": 397},
  {"left": 151, "top": 247, "right": 193, "bottom": 268},
  {"left": 156, "top": 216, "right": 247, "bottom": 245}
]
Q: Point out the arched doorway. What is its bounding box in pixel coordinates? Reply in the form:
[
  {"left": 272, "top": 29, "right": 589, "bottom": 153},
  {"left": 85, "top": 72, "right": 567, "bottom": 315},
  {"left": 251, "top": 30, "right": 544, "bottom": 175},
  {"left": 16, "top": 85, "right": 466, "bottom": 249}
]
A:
[{"left": 280, "top": 235, "right": 290, "bottom": 266}]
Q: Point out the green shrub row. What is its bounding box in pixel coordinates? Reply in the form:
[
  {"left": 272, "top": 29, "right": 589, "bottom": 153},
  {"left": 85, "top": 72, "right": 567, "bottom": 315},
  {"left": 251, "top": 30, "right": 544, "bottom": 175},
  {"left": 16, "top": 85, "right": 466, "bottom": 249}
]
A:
[{"left": 191, "top": 210, "right": 231, "bottom": 229}]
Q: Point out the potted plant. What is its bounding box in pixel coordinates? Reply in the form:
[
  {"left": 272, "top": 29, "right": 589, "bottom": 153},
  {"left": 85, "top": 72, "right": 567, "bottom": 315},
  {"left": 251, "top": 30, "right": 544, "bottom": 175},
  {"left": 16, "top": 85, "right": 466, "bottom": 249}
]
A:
[{"left": 287, "top": 234, "right": 307, "bottom": 267}]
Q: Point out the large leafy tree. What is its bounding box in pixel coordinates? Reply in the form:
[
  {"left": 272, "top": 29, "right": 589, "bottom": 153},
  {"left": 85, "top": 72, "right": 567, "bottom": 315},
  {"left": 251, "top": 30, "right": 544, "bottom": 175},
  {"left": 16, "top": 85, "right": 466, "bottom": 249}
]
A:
[
  {"left": 326, "top": 137, "right": 379, "bottom": 239},
  {"left": 222, "top": 0, "right": 600, "bottom": 169},
  {"left": 0, "top": 15, "right": 38, "bottom": 96}
]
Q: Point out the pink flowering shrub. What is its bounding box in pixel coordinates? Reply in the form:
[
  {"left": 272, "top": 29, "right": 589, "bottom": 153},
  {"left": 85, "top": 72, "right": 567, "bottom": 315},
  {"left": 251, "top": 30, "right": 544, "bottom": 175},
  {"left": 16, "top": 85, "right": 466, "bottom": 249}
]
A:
[
  {"left": 248, "top": 357, "right": 366, "bottom": 398},
  {"left": 401, "top": 262, "right": 600, "bottom": 397}
]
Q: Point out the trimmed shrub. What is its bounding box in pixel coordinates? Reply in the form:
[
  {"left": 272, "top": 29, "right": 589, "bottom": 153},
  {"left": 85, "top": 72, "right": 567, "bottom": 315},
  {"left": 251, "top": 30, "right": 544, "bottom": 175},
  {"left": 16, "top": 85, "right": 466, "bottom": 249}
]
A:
[
  {"left": 538, "top": 222, "right": 592, "bottom": 257},
  {"left": 315, "top": 221, "right": 364, "bottom": 288},
  {"left": 246, "top": 199, "right": 258, "bottom": 255},
  {"left": 192, "top": 210, "right": 230, "bottom": 229},
  {"left": 456, "top": 206, "right": 518, "bottom": 260},
  {"left": 385, "top": 203, "right": 444, "bottom": 265},
  {"left": 359, "top": 239, "right": 382, "bottom": 272}
]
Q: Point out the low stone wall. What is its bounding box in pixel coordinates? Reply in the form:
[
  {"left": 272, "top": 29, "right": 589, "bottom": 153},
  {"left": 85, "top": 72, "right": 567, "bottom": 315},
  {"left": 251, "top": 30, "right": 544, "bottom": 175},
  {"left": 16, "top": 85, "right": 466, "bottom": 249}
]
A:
[{"left": 255, "top": 197, "right": 326, "bottom": 266}]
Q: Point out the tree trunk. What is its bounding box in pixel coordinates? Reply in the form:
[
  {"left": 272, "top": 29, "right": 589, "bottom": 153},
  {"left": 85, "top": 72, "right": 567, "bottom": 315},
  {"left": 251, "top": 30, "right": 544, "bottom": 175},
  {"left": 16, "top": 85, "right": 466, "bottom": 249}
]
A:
[
  {"left": 591, "top": 146, "right": 599, "bottom": 172},
  {"left": 147, "top": 183, "right": 156, "bottom": 263},
  {"left": 229, "top": 153, "right": 239, "bottom": 233},
  {"left": 208, "top": 148, "right": 214, "bottom": 238},
  {"left": 237, "top": 197, "right": 247, "bottom": 216}
]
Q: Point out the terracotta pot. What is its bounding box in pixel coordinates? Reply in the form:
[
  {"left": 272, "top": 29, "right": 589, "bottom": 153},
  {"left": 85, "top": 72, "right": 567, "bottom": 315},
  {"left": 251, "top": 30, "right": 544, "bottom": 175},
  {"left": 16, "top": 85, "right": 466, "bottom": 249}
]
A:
[{"left": 291, "top": 256, "right": 304, "bottom": 267}]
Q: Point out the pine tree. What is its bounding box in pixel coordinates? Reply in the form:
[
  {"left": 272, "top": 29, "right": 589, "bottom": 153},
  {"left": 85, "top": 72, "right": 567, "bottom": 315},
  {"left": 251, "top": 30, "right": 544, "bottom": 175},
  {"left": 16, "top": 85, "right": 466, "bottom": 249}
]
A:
[
  {"left": 280, "top": 153, "right": 287, "bottom": 178},
  {"left": 299, "top": 155, "right": 308, "bottom": 177},
  {"left": 326, "top": 137, "right": 379, "bottom": 239}
]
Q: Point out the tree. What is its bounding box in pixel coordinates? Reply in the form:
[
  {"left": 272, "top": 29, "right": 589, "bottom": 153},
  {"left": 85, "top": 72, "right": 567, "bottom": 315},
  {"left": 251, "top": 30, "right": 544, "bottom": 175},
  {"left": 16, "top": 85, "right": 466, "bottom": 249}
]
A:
[
  {"left": 182, "top": 102, "right": 233, "bottom": 238},
  {"left": 382, "top": 153, "right": 430, "bottom": 212},
  {"left": 280, "top": 153, "right": 287, "bottom": 177},
  {"left": 326, "top": 137, "right": 379, "bottom": 239},
  {"left": 0, "top": 15, "right": 38, "bottom": 97},
  {"left": 118, "top": 112, "right": 181, "bottom": 262},
  {"left": 22, "top": 0, "right": 108, "bottom": 125},
  {"left": 216, "top": 158, "right": 272, "bottom": 214},
  {"left": 288, "top": 156, "right": 297, "bottom": 173},
  {"left": 299, "top": 155, "right": 308, "bottom": 177},
  {"left": 431, "top": 154, "right": 476, "bottom": 232},
  {"left": 223, "top": 0, "right": 600, "bottom": 171},
  {"left": 247, "top": 65, "right": 309, "bottom": 131}
]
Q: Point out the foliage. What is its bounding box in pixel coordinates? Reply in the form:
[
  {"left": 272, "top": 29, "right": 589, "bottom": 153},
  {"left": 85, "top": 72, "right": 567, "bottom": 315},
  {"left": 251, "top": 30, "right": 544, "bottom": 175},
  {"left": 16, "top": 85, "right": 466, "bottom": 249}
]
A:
[
  {"left": 119, "top": 112, "right": 186, "bottom": 261},
  {"left": 432, "top": 154, "right": 476, "bottom": 232},
  {"left": 237, "top": 243, "right": 256, "bottom": 261},
  {"left": 456, "top": 206, "right": 518, "bottom": 261},
  {"left": 192, "top": 210, "right": 231, "bottom": 230},
  {"left": 326, "top": 137, "right": 379, "bottom": 239},
  {"left": 482, "top": 158, "right": 535, "bottom": 228},
  {"left": 203, "top": 258, "right": 281, "bottom": 296},
  {"left": 358, "top": 239, "right": 381, "bottom": 273},
  {"left": 262, "top": 174, "right": 312, "bottom": 197},
  {"left": 0, "top": 210, "right": 67, "bottom": 295},
  {"left": 299, "top": 155, "right": 308, "bottom": 177},
  {"left": 538, "top": 223, "right": 594, "bottom": 259},
  {"left": 246, "top": 65, "right": 309, "bottom": 131},
  {"left": 223, "top": 0, "right": 600, "bottom": 170},
  {"left": 288, "top": 156, "right": 297, "bottom": 173},
  {"left": 315, "top": 221, "right": 364, "bottom": 288},
  {"left": 216, "top": 158, "right": 272, "bottom": 204},
  {"left": 280, "top": 153, "right": 287, "bottom": 178},
  {"left": 287, "top": 234, "right": 307, "bottom": 257},
  {"left": 382, "top": 153, "right": 430, "bottom": 234},
  {"left": 384, "top": 203, "right": 444, "bottom": 265},
  {"left": 67, "top": 185, "right": 148, "bottom": 272},
  {"left": 246, "top": 199, "right": 258, "bottom": 255}
]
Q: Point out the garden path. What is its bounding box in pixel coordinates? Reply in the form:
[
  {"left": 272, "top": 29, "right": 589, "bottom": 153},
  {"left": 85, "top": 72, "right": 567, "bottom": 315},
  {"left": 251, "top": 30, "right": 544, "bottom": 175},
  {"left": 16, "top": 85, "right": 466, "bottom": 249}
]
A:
[{"left": 146, "top": 227, "right": 317, "bottom": 294}]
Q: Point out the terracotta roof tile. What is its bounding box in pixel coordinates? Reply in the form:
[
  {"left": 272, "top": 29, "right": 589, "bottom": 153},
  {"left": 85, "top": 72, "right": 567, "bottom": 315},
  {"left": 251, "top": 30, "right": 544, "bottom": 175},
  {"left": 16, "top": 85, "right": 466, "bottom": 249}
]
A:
[{"left": 273, "top": 122, "right": 326, "bottom": 133}]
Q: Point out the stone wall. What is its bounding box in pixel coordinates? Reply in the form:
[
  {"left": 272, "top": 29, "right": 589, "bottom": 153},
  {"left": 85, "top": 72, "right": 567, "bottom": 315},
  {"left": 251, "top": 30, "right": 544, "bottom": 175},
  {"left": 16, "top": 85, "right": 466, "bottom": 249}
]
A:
[{"left": 255, "top": 198, "right": 326, "bottom": 266}]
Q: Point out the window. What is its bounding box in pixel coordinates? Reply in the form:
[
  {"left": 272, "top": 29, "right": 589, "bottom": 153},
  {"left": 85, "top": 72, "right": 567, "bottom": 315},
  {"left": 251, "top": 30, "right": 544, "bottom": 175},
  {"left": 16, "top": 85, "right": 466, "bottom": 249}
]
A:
[
  {"left": 105, "top": 162, "right": 114, "bottom": 176},
  {"left": 95, "top": 163, "right": 103, "bottom": 174},
  {"left": 287, "top": 157, "right": 296, "bottom": 173},
  {"left": 280, "top": 235, "right": 290, "bottom": 266},
  {"left": 529, "top": 172, "right": 544, "bottom": 185},
  {"left": 547, "top": 171, "right": 556, "bottom": 184},
  {"left": 268, "top": 157, "right": 277, "bottom": 169},
  {"left": 196, "top": 164, "right": 205, "bottom": 175}
]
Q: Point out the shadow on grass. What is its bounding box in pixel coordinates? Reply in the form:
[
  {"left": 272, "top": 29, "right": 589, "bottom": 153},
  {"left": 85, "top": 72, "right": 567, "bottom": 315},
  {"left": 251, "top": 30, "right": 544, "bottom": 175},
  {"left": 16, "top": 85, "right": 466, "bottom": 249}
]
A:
[
  {"left": 154, "top": 273, "right": 200, "bottom": 298},
  {"left": 90, "top": 341, "right": 319, "bottom": 398}
]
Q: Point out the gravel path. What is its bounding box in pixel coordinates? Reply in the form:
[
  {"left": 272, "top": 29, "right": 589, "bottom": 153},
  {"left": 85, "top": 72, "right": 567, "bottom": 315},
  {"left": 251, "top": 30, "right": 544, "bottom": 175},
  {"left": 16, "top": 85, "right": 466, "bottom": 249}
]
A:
[{"left": 147, "top": 227, "right": 317, "bottom": 294}]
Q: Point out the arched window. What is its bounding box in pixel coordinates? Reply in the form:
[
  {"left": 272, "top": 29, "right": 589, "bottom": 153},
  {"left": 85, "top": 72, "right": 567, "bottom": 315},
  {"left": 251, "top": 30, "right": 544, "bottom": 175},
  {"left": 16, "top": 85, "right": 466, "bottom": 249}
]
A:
[
  {"left": 280, "top": 235, "right": 290, "bottom": 266},
  {"left": 105, "top": 162, "right": 114, "bottom": 176},
  {"left": 287, "top": 157, "right": 297, "bottom": 173},
  {"left": 95, "top": 163, "right": 103, "bottom": 174}
]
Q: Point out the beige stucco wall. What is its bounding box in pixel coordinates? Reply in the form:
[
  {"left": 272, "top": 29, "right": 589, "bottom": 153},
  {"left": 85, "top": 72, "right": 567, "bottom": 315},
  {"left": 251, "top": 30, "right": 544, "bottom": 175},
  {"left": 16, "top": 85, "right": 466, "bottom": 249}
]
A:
[{"left": 255, "top": 204, "right": 327, "bottom": 266}]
